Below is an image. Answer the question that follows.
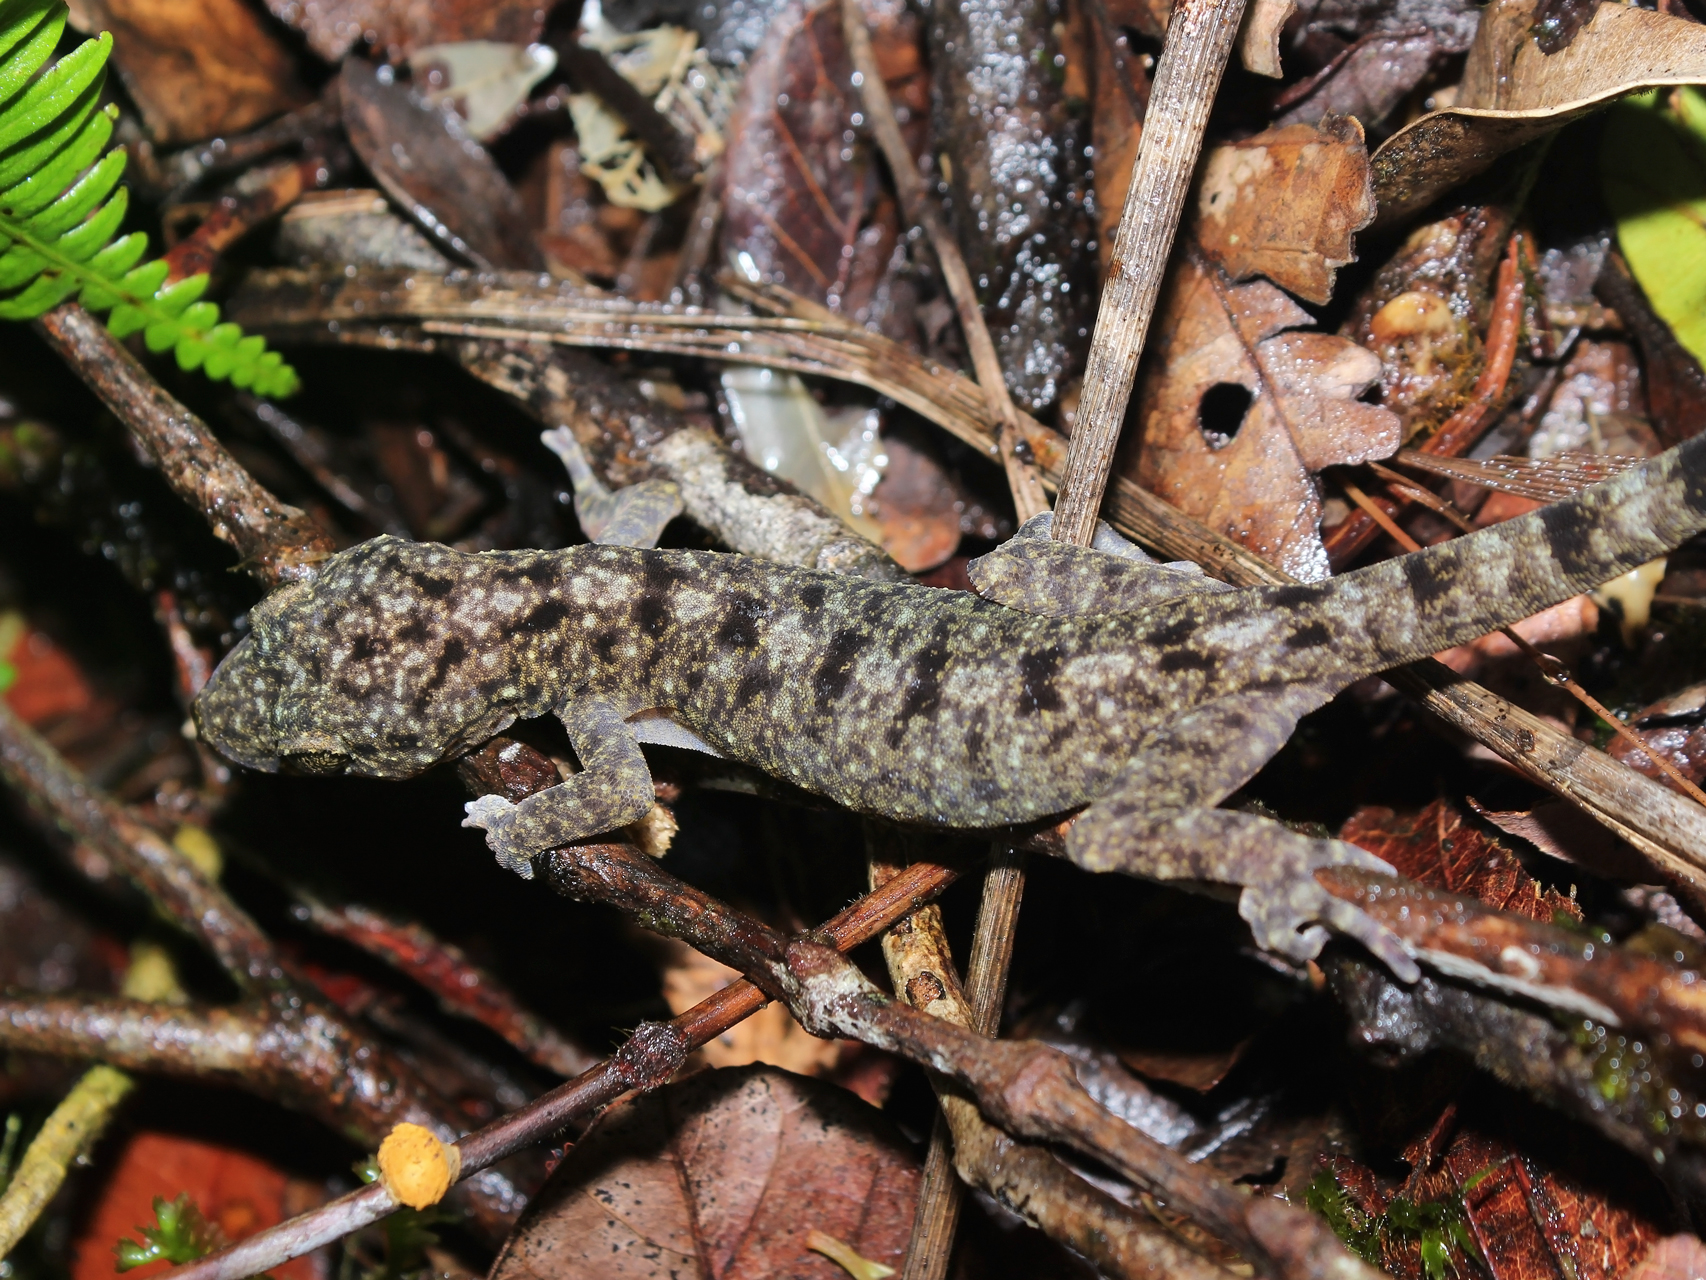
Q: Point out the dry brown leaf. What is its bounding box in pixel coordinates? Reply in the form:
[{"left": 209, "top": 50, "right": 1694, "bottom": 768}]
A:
[
  {"left": 1372, "top": 0, "right": 1706, "bottom": 225},
  {"left": 1193, "top": 115, "right": 1374, "bottom": 306},
  {"left": 489, "top": 1066, "right": 918, "bottom": 1280},
  {"left": 1087, "top": 0, "right": 1148, "bottom": 277},
  {"left": 1129, "top": 252, "right": 1400, "bottom": 580},
  {"left": 263, "top": 0, "right": 545, "bottom": 63},
  {"left": 64, "top": 0, "right": 308, "bottom": 145}
]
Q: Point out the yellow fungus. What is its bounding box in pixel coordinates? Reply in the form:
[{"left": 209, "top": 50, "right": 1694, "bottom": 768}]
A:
[{"left": 377, "top": 1123, "right": 460, "bottom": 1210}]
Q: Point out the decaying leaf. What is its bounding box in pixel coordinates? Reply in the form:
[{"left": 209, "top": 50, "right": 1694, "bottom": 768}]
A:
[
  {"left": 1238, "top": 0, "right": 1295, "bottom": 78},
  {"left": 1341, "top": 798, "right": 1580, "bottom": 923},
  {"left": 1372, "top": 0, "right": 1706, "bottom": 226},
  {"left": 721, "top": 0, "right": 925, "bottom": 324},
  {"left": 1130, "top": 251, "right": 1400, "bottom": 580},
  {"left": 64, "top": 0, "right": 308, "bottom": 144},
  {"left": 1193, "top": 115, "right": 1375, "bottom": 305},
  {"left": 410, "top": 41, "right": 557, "bottom": 143},
  {"left": 1275, "top": 0, "right": 1479, "bottom": 130},
  {"left": 1630, "top": 1235, "right": 1706, "bottom": 1280},
  {"left": 339, "top": 59, "right": 542, "bottom": 271},
  {"left": 489, "top": 1066, "right": 918, "bottom": 1280},
  {"left": 1086, "top": 0, "right": 1148, "bottom": 276},
  {"left": 263, "top": 0, "right": 546, "bottom": 64}
]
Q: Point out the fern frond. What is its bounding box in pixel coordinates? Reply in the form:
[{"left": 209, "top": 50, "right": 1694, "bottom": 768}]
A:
[{"left": 0, "top": 0, "right": 299, "bottom": 397}]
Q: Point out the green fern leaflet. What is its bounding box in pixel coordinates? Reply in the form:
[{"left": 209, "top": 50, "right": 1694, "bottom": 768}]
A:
[{"left": 0, "top": 0, "right": 299, "bottom": 397}]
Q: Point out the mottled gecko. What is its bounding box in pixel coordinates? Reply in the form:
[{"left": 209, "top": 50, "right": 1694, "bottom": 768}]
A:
[{"left": 194, "top": 429, "right": 1706, "bottom": 981}]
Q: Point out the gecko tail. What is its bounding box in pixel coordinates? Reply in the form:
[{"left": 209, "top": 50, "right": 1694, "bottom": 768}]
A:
[{"left": 1280, "top": 430, "right": 1706, "bottom": 669}]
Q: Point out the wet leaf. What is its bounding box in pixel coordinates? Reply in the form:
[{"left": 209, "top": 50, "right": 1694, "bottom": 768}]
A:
[
  {"left": 489, "top": 1066, "right": 919, "bottom": 1280},
  {"left": 262, "top": 0, "right": 546, "bottom": 64},
  {"left": 1129, "top": 251, "right": 1399, "bottom": 580},
  {"left": 1340, "top": 798, "right": 1580, "bottom": 923},
  {"left": 1372, "top": 0, "right": 1706, "bottom": 226},
  {"left": 71, "top": 1132, "right": 322, "bottom": 1280},
  {"left": 64, "top": 0, "right": 308, "bottom": 144},
  {"left": 720, "top": 0, "right": 925, "bottom": 326},
  {"left": 1193, "top": 114, "right": 1375, "bottom": 306},
  {"left": 1276, "top": 0, "right": 1479, "bottom": 129},
  {"left": 409, "top": 41, "right": 557, "bottom": 143},
  {"left": 338, "top": 58, "right": 542, "bottom": 271}
]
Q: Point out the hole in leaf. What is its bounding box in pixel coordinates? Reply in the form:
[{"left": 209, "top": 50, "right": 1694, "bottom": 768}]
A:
[{"left": 1198, "top": 382, "right": 1253, "bottom": 449}]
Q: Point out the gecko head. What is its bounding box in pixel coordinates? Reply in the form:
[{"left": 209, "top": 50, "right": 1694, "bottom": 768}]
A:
[{"left": 194, "top": 537, "right": 533, "bottom": 780}]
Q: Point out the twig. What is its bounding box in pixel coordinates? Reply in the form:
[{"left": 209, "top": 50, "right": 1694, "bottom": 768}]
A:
[
  {"left": 0, "top": 1065, "right": 134, "bottom": 1255},
  {"left": 33, "top": 304, "right": 332, "bottom": 584},
  {"left": 0, "top": 700, "right": 284, "bottom": 990},
  {"left": 144, "top": 852, "right": 963, "bottom": 1280},
  {"left": 296, "top": 896, "right": 600, "bottom": 1079},
  {"left": 162, "top": 156, "right": 326, "bottom": 284},
  {"left": 867, "top": 838, "right": 1236, "bottom": 1280},
  {"left": 839, "top": 0, "right": 1049, "bottom": 523},
  {"left": 550, "top": 37, "right": 699, "bottom": 185},
  {"left": 1049, "top": 0, "right": 1251, "bottom": 546},
  {"left": 535, "top": 838, "right": 1376, "bottom": 1280}
]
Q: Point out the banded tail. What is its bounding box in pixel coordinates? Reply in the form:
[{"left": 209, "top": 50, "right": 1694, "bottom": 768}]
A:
[{"left": 1270, "top": 430, "right": 1706, "bottom": 671}]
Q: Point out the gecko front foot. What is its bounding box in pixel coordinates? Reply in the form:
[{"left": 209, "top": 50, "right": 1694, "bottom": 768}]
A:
[
  {"left": 1239, "top": 837, "right": 1420, "bottom": 982},
  {"left": 462, "top": 794, "right": 536, "bottom": 878}
]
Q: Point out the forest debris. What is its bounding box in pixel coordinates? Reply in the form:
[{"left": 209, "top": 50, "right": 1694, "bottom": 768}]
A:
[
  {"left": 33, "top": 306, "right": 332, "bottom": 584},
  {"left": 1087, "top": 0, "right": 1149, "bottom": 277},
  {"left": 1129, "top": 251, "right": 1399, "bottom": 580},
  {"left": 338, "top": 59, "right": 542, "bottom": 272},
  {"left": 1340, "top": 799, "right": 1580, "bottom": 924},
  {"left": 276, "top": 191, "right": 452, "bottom": 272},
  {"left": 723, "top": 0, "right": 921, "bottom": 320},
  {"left": 1602, "top": 89, "right": 1706, "bottom": 375},
  {"left": 1193, "top": 114, "right": 1375, "bottom": 305},
  {"left": 0, "top": 1065, "right": 133, "bottom": 1258},
  {"left": 1630, "top": 1235, "right": 1706, "bottom": 1280},
  {"left": 1237, "top": 0, "right": 1293, "bottom": 77},
  {"left": 1609, "top": 683, "right": 1706, "bottom": 795},
  {"left": 261, "top": 0, "right": 545, "bottom": 64},
  {"left": 1277, "top": 0, "right": 1479, "bottom": 129},
  {"left": 1594, "top": 253, "right": 1706, "bottom": 450},
  {"left": 409, "top": 41, "right": 557, "bottom": 143},
  {"left": 63, "top": 0, "right": 308, "bottom": 145},
  {"left": 1371, "top": 0, "right": 1706, "bottom": 226},
  {"left": 488, "top": 1068, "right": 918, "bottom": 1280},
  {"left": 70, "top": 1133, "right": 324, "bottom": 1280}
]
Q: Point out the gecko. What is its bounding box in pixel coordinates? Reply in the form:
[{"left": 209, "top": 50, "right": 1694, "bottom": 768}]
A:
[{"left": 193, "top": 426, "right": 1706, "bottom": 982}]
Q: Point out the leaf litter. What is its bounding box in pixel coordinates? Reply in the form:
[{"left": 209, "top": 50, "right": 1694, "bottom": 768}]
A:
[{"left": 12, "top": 0, "right": 1706, "bottom": 1276}]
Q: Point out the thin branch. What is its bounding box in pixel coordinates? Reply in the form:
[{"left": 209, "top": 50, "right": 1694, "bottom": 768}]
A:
[
  {"left": 0, "top": 1065, "right": 134, "bottom": 1255},
  {"left": 535, "top": 839, "right": 1376, "bottom": 1280},
  {"left": 0, "top": 701, "right": 284, "bottom": 990},
  {"left": 1049, "top": 0, "right": 1251, "bottom": 545},
  {"left": 868, "top": 838, "right": 1236, "bottom": 1280},
  {"left": 162, "top": 156, "right": 325, "bottom": 284},
  {"left": 296, "top": 896, "right": 600, "bottom": 1079},
  {"left": 144, "top": 845, "right": 962, "bottom": 1280},
  {"left": 33, "top": 303, "right": 332, "bottom": 584}
]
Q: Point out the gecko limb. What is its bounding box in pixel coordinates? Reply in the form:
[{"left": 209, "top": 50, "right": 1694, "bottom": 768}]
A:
[
  {"left": 541, "top": 427, "right": 684, "bottom": 549},
  {"left": 1067, "top": 692, "right": 1420, "bottom": 981},
  {"left": 463, "top": 699, "right": 655, "bottom": 876}
]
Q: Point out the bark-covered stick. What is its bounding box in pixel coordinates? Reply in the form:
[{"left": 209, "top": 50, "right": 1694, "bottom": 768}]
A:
[
  {"left": 141, "top": 856, "right": 962, "bottom": 1280},
  {"left": 1050, "top": 0, "right": 1251, "bottom": 546},
  {"left": 33, "top": 303, "right": 332, "bottom": 584},
  {"left": 0, "top": 1066, "right": 134, "bottom": 1255}
]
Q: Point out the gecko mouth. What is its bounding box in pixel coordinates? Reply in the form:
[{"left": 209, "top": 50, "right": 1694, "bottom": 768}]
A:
[{"left": 281, "top": 749, "right": 351, "bottom": 776}]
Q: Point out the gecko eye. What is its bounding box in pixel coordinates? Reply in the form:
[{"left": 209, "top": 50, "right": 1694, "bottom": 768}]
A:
[{"left": 282, "top": 750, "right": 351, "bottom": 776}]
